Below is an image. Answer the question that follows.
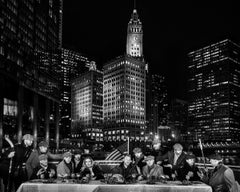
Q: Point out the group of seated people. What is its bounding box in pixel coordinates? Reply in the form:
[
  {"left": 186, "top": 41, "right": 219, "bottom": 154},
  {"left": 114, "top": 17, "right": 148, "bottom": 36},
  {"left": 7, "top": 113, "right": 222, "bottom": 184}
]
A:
[
  {"left": 2, "top": 134, "right": 238, "bottom": 192},
  {"left": 26, "top": 139, "right": 239, "bottom": 192},
  {"left": 27, "top": 141, "right": 200, "bottom": 183}
]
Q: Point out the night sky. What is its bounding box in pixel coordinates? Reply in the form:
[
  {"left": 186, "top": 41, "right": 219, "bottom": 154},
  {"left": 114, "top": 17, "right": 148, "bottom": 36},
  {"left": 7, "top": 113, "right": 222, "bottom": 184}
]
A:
[{"left": 62, "top": 0, "right": 240, "bottom": 100}]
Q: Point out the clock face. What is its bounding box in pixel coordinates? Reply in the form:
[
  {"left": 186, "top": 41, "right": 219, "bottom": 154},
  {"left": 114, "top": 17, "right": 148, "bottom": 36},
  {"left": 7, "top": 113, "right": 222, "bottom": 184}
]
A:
[{"left": 133, "top": 36, "right": 138, "bottom": 43}]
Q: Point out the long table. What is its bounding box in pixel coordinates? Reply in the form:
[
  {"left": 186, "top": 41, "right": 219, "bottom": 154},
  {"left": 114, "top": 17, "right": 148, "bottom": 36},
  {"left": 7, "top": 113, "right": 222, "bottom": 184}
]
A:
[{"left": 16, "top": 180, "right": 212, "bottom": 192}]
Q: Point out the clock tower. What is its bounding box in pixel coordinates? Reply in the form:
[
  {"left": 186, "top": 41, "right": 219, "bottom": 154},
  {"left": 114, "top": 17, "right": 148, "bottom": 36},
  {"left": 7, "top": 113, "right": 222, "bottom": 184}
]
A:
[{"left": 126, "top": 8, "right": 143, "bottom": 58}]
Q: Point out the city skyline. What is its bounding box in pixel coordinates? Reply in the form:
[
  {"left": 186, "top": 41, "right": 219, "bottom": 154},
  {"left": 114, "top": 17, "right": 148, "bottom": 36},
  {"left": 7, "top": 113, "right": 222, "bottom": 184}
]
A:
[{"left": 62, "top": 0, "right": 240, "bottom": 99}]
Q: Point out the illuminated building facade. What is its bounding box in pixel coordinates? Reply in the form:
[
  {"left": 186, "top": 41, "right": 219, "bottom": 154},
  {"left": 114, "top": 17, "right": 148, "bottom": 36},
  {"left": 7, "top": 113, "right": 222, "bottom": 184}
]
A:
[
  {"left": 126, "top": 9, "right": 143, "bottom": 57},
  {"left": 35, "top": 48, "right": 91, "bottom": 138},
  {"left": 59, "top": 49, "right": 91, "bottom": 137},
  {"left": 71, "top": 68, "right": 103, "bottom": 142},
  {"left": 102, "top": 8, "right": 146, "bottom": 143},
  {"left": 103, "top": 56, "right": 146, "bottom": 142},
  {"left": 146, "top": 73, "right": 168, "bottom": 137},
  {"left": 0, "top": 0, "right": 62, "bottom": 150},
  {"left": 188, "top": 39, "right": 240, "bottom": 142}
]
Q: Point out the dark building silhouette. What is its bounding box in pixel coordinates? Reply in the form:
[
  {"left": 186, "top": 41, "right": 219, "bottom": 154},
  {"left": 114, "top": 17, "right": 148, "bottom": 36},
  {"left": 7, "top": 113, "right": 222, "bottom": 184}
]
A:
[
  {"left": 0, "top": 0, "right": 63, "bottom": 150},
  {"left": 168, "top": 98, "right": 188, "bottom": 142},
  {"left": 188, "top": 39, "right": 240, "bottom": 143},
  {"left": 146, "top": 73, "right": 168, "bottom": 139}
]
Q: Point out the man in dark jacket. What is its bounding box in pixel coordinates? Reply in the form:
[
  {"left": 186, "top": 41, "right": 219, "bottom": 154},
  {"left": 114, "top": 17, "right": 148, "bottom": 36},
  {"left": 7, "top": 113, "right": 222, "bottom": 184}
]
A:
[
  {"left": 26, "top": 140, "right": 63, "bottom": 180},
  {"left": 0, "top": 135, "right": 15, "bottom": 192},
  {"left": 200, "top": 154, "right": 237, "bottom": 192},
  {"left": 157, "top": 143, "right": 187, "bottom": 179},
  {"left": 150, "top": 139, "right": 163, "bottom": 162},
  {"left": 177, "top": 153, "right": 201, "bottom": 181},
  {"left": 132, "top": 147, "right": 146, "bottom": 175},
  {"left": 112, "top": 154, "right": 138, "bottom": 182},
  {"left": 31, "top": 154, "right": 55, "bottom": 179},
  {"left": 10, "top": 134, "right": 34, "bottom": 191}
]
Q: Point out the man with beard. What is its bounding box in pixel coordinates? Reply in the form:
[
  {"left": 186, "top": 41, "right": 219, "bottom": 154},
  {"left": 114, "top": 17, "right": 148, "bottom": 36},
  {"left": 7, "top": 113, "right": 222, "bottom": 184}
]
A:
[{"left": 26, "top": 140, "right": 62, "bottom": 179}]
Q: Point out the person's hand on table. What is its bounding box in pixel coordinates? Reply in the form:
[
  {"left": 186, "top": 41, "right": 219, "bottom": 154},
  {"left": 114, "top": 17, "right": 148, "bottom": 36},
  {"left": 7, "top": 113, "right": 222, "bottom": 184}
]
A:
[
  {"left": 37, "top": 168, "right": 45, "bottom": 176},
  {"left": 156, "top": 161, "right": 162, "bottom": 165},
  {"left": 137, "top": 175, "right": 143, "bottom": 181},
  {"left": 171, "top": 173, "right": 176, "bottom": 180},
  {"left": 8, "top": 151, "right": 15, "bottom": 158},
  {"left": 164, "top": 164, "right": 173, "bottom": 169},
  {"left": 197, "top": 170, "right": 204, "bottom": 180}
]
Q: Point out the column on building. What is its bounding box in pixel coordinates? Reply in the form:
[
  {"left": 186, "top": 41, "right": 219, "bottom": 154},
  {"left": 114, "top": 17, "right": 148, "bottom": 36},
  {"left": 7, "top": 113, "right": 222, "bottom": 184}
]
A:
[
  {"left": 45, "top": 99, "right": 50, "bottom": 144},
  {"left": 17, "top": 85, "right": 24, "bottom": 143},
  {"left": 55, "top": 102, "right": 60, "bottom": 152},
  {"left": 0, "top": 77, "right": 4, "bottom": 154},
  {"left": 33, "top": 93, "right": 39, "bottom": 149}
]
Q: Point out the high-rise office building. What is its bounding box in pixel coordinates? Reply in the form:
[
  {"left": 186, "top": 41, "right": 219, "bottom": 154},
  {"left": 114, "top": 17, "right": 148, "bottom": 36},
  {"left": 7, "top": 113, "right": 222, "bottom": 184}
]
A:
[
  {"left": 35, "top": 48, "right": 92, "bottom": 138},
  {"left": 0, "top": 0, "right": 63, "bottom": 149},
  {"left": 71, "top": 65, "right": 103, "bottom": 142},
  {"left": 188, "top": 39, "right": 240, "bottom": 142},
  {"left": 146, "top": 73, "right": 168, "bottom": 137},
  {"left": 168, "top": 98, "right": 188, "bottom": 142},
  {"left": 103, "top": 8, "right": 147, "bottom": 143}
]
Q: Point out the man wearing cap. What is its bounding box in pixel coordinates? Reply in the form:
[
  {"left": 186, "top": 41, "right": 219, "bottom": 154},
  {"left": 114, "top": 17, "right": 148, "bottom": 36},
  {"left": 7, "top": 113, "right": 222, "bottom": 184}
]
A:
[
  {"left": 10, "top": 134, "right": 34, "bottom": 191},
  {"left": 112, "top": 154, "right": 138, "bottom": 182},
  {"left": 177, "top": 153, "right": 200, "bottom": 181},
  {"left": 132, "top": 147, "right": 146, "bottom": 175},
  {"left": 30, "top": 154, "right": 55, "bottom": 179},
  {"left": 57, "top": 151, "right": 73, "bottom": 178},
  {"left": 72, "top": 150, "right": 83, "bottom": 173},
  {"left": 141, "top": 155, "right": 167, "bottom": 181},
  {"left": 199, "top": 153, "right": 237, "bottom": 192},
  {"left": 149, "top": 138, "right": 165, "bottom": 165},
  {"left": 26, "top": 140, "right": 63, "bottom": 180},
  {"left": 157, "top": 143, "right": 187, "bottom": 179}
]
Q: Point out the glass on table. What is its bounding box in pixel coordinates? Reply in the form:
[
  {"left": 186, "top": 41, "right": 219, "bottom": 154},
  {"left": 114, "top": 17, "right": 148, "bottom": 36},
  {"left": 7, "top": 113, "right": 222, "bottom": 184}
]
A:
[
  {"left": 40, "top": 174, "right": 45, "bottom": 179},
  {"left": 71, "top": 173, "right": 76, "bottom": 179}
]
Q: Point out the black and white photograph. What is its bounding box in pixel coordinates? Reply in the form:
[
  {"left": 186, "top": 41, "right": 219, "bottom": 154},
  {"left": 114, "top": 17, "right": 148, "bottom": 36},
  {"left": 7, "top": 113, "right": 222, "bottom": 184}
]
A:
[{"left": 0, "top": 0, "right": 240, "bottom": 192}]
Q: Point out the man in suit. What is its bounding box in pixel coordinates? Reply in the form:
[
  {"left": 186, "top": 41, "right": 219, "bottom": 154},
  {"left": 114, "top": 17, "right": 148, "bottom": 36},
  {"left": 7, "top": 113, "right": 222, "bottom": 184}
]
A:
[{"left": 157, "top": 143, "right": 187, "bottom": 180}]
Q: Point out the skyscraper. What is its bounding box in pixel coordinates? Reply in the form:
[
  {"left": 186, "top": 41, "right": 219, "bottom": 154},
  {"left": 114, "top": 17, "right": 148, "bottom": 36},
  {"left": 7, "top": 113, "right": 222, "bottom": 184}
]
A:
[
  {"left": 0, "top": 0, "right": 63, "bottom": 149},
  {"left": 103, "top": 8, "right": 147, "bottom": 143},
  {"left": 35, "top": 48, "right": 92, "bottom": 138},
  {"left": 71, "top": 64, "right": 103, "bottom": 142},
  {"left": 146, "top": 73, "right": 168, "bottom": 137},
  {"left": 188, "top": 39, "right": 240, "bottom": 142}
]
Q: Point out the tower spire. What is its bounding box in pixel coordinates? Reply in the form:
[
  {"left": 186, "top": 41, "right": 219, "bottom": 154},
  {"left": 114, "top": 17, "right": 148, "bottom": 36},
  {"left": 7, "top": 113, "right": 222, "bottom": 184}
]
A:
[{"left": 126, "top": 0, "right": 143, "bottom": 58}]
